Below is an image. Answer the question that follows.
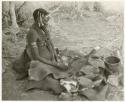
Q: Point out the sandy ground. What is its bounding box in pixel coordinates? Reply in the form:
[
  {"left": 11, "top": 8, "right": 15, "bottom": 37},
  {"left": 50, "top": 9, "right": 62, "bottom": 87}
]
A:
[{"left": 2, "top": 12, "right": 124, "bottom": 100}]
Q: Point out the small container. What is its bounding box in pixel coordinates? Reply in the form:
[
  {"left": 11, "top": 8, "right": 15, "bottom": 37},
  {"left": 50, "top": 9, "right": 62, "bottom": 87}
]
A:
[{"left": 104, "top": 56, "right": 121, "bottom": 74}]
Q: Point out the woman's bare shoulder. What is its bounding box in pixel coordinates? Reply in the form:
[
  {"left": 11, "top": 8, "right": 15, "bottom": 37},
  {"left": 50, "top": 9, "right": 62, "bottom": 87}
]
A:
[
  {"left": 27, "top": 26, "right": 38, "bottom": 37},
  {"left": 26, "top": 26, "right": 39, "bottom": 42}
]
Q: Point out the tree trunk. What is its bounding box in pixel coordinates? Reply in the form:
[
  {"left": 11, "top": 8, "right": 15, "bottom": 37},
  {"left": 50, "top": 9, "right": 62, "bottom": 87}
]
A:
[
  {"left": 9, "top": 1, "right": 18, "bottom": 28},
  {"left": 9, "top": 1, "right": 19, "bottom": 42}
]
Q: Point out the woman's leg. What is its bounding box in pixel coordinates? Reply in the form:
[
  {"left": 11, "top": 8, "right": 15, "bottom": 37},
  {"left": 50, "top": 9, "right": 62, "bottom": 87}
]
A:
[
  {"left": 25, "top": 74, "right": 63, "bottom": 95},
  {"left": 43, "top": 74, "right": 64, "bottom": 94}
]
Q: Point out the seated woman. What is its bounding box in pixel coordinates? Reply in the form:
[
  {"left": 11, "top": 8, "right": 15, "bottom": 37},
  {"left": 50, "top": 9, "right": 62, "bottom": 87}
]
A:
[
  {"left": 13, "top": 8, "right": 98, "bottom": 95},
  {"left": 13, "top": 8, "right": 69, "bottom": 94}
]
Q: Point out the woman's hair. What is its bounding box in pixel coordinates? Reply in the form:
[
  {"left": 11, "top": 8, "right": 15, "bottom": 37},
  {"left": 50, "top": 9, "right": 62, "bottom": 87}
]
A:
[{"left": 33, "top": 8, "right": 49, "bottom": 21}]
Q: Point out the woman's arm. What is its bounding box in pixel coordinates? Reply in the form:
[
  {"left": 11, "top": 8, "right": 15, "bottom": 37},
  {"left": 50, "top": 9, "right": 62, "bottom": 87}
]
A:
[
  {"left": 27, "top": 29, "right": 56, "bottom": 66},
  {"left": 27, "top": 29, "right": 68, "bottom": 70},
  {"left": 42, "top": 26, "right": 58, "bottom": 61},
  {"left": 30, "top": 42, "right": 57, "bottom": 66}
]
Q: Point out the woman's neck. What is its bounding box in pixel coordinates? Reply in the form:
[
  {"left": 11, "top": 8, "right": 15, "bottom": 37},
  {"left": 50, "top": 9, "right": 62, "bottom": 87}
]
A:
[
  {"left": 34, "top": 22, "right": 47, "bottom": 29},
  {"left": 33, "top": 22, "right": 49, "bottom": 36}
]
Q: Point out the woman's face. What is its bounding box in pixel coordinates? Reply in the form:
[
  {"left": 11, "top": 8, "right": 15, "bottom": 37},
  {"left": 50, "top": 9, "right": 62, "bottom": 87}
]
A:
[
  {"left": 43, "top": 15, "right": 50, "bottom": 25},
  {"left": 37, "top": 13, "right": 50, "bottom": 27}
]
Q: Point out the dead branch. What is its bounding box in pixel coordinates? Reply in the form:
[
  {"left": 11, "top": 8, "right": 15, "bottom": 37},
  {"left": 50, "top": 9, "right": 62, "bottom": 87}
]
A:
[
  {"left": 16, "top": 2, "right": 27, "bottom": 13},
  {"left": 49, "top": 4, "right": 62, "bottom": 16},
  {"left": 3, "top": 56, "right": 16, "bottom": 59}
]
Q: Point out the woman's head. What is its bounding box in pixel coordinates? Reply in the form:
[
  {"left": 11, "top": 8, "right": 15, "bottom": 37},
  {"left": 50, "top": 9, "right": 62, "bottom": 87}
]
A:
[{"left": 33, "top": 8, "right": 50, "bottom": 27}]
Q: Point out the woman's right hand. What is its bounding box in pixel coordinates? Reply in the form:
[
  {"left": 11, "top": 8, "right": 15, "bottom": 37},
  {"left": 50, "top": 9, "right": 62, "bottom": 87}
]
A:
[{"left": 52, "top": 60, "right": 68, "bottom": 70}]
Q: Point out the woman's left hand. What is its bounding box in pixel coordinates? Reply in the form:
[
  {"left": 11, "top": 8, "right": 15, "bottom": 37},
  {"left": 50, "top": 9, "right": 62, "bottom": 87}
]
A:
[{"left": 57, "top": 62, "right": 68, "bottom": 70}]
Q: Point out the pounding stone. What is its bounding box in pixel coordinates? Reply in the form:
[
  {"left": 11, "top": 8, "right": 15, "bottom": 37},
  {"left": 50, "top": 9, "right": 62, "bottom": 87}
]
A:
[
  {"left": 77, "top": 76, "right": 93, "bottom": 88},
  {"left": 89, "top": 57, "right": 105, "bottom": 68},
  {"left": 80, "top": 65, "right": 99, "bottom": 75}
]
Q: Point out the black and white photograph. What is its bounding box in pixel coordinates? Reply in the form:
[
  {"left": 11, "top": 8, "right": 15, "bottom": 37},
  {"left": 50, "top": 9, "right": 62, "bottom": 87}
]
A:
[{"left": 2, "top": 0, "right": 124, "bottom": 101}]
